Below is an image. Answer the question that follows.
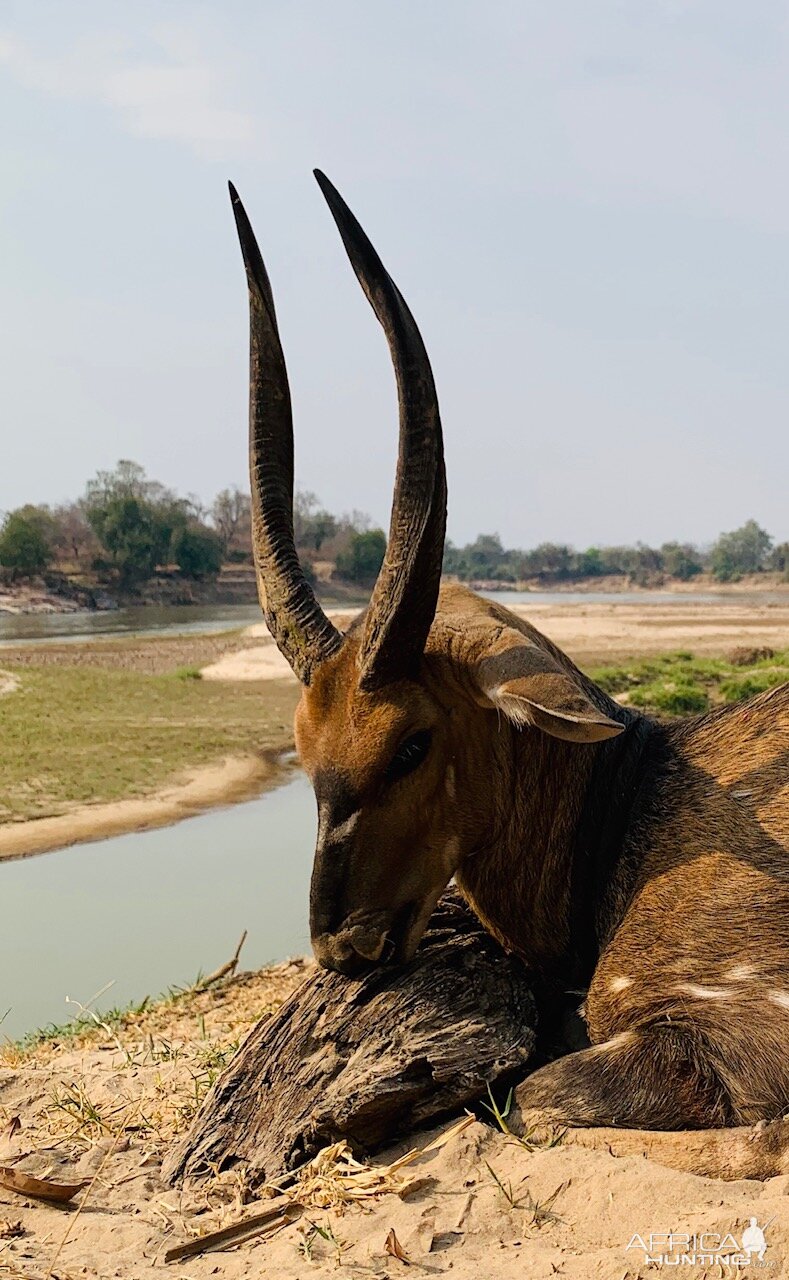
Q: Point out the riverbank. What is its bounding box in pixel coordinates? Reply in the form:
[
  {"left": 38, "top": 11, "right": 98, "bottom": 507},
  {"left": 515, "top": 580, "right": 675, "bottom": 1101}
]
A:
[
  {"left": 2, "top": 569, "right": 787, "bottom": 621},
  {"left": 0, "top": 568, "right": 367, "bottom": 617},
  {"left": 0, "top": 753, "right": 283, "bottom": 862},
  {"left": 1, "top": 595, "right": 787, "bottom": 858},
  {"left": 0, "top": 652, "right": 300, "bottom": 843},
  {"left": 2, "top": 960, "right": 788, "bottom": 1279}
]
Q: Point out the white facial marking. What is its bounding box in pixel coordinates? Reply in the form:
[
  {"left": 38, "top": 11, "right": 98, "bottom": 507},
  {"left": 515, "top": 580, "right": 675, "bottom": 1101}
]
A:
[
  {"left": 677, "top": 983, "right": 732, "bottom": 1001},
  {"left": 609, "top": 976, "right": 632, "bottom": 994},
  {"left": 769, "top": 990, "right": 789, "bottom": 1011},
  {"left": 320, "top": 810, "right": 359, "bottom": 844}
]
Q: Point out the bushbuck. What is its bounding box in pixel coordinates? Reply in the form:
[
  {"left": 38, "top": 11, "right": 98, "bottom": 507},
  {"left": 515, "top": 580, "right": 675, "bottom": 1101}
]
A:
[{"left": 229, "top": 172, "right": 789, "bottom": 1168}]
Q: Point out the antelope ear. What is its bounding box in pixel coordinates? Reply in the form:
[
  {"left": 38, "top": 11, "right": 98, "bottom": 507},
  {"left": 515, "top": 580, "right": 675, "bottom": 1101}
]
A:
[{"left": 473, "top": 634, "right": 624, "bottom": 744}]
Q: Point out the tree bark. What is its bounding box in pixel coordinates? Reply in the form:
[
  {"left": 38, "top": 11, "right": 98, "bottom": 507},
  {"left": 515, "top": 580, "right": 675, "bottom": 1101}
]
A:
[{"left": 164, "top": 892, "right": 536, "bottom": 1186}]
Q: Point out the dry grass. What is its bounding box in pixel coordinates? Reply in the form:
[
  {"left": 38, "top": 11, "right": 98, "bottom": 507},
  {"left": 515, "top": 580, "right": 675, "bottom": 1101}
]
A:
[{"left": 1, "top": 962, "right": 310, "bottom": 1140}]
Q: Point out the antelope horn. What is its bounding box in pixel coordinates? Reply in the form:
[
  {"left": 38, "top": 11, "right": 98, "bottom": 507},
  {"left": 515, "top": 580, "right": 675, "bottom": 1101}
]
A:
[
  {"left": 228, "top": 182, "right": 342, "bottom": 684},
  {"left": 314, "top": 170, "right": 447, "bottom": 690}
]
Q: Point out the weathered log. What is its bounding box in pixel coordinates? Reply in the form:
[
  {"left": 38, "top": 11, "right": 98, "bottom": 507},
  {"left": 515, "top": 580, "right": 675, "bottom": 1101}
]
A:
[{"left": 164, "top": 892, "right": 537, "bottom": 1186}]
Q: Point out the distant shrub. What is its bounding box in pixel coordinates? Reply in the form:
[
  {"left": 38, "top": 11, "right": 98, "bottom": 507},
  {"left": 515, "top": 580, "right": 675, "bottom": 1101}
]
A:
[
  {"left": 728, "top": 646, "right": 775, "bottom": 667},
  {"left": 174, "top": 666, "right": 203, "bottom": 681}
]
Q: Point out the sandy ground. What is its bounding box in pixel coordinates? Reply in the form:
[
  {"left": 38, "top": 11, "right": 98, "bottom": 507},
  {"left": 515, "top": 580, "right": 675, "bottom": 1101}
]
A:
[
  {"left": 0, "top": 754, "right": 281, "bottom": 863},
  {"left": 1, "top": 961, "right": 788, "bottom": 1280},
  {"left": 203, "top": 598, "right": 789, "bottom": 680}
]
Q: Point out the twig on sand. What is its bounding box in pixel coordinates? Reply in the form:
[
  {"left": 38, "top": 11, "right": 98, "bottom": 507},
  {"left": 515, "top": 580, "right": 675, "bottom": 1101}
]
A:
[
  {"left": 195, "top": 931, "right": 248, "bottom": 991},
  {"left": 163, "top": 1196, "right": 302, "bottom": 1264},
  {"left": 163, "top": 1114, "right": 476, "bottom": 1264}
]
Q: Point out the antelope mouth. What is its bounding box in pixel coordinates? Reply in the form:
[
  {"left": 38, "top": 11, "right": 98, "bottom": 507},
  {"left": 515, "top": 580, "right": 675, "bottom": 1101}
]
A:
[
  {"left": 312, "top": 900, "right": 421, "bottom": 976},
  {"left": 384, "top": 899, "right": 421, "bottom": 965}
]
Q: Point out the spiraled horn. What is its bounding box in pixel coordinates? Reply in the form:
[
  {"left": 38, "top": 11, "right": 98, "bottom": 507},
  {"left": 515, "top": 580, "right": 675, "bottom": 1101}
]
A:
[{"left": 229, "top": 182, "right": 342, "bottom": 684}]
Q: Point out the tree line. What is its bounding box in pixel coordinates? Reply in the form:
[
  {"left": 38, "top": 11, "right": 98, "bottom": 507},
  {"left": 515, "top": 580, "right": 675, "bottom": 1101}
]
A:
[
  {"left": 0, "top": 460, "right": 387, "bottom": 589},
  {"left": 0, "top": 459, "right": 786, "bottom": 589},
  {"left": 443, "top": 521, "right": 788, "bottom": 585}
]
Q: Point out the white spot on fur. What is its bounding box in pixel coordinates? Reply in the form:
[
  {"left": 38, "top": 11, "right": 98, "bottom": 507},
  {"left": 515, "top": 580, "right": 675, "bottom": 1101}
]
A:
[
  {"left": 609, "top": 976, "right": 632, "bottom": 994},
  {"left": 677, "top": 983, "right": 732, "bottom": 1001},
  {"left": 768, "top": 990, "right": 789, "bottom": 1010},
  {"left": 725, "top": 964, "right": 756, "bottom": 982}
]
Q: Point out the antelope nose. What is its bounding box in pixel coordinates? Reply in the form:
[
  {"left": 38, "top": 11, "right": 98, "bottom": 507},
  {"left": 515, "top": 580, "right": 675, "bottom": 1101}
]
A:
[
  {"left": 311, "top": 920, "right": 391, "bottom": 975},
  {"left": 311, "top": 932, "right": 371, "bottom": 976}
]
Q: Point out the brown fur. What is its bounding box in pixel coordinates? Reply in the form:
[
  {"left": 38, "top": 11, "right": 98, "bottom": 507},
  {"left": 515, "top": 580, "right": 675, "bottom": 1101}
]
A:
[{"left": 296, "top": 581, "right": 789, "bottom": 1154}]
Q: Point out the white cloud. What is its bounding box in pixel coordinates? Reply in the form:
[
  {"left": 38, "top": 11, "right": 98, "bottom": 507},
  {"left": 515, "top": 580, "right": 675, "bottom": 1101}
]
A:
[{"left": 0, "top": 29, "right": 255, "bottom": 159}]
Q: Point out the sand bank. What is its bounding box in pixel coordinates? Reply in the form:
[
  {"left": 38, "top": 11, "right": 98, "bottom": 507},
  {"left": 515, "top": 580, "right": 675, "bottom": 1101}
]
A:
[
  {"left": 0, "top": 753, "right": 281, "bottom": 863},
  {"left": 203, "top": 598, "right": 789, "bottom": 680}
]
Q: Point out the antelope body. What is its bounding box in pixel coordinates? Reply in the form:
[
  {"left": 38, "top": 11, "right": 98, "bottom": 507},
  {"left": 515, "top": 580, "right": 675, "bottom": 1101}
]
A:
[{"left": 229, "top": 173, "right": 789, "bottom": 1149}]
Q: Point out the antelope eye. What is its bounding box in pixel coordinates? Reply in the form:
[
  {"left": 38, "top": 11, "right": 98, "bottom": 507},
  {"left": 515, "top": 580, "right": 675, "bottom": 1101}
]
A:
[{"left": 385, "top": 730, "right": 432, "bottom": 783}]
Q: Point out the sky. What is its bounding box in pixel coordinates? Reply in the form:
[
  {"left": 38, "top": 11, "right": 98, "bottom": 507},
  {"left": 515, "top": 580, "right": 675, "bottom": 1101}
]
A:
[{"left": 1, "top": 1, "right": 788, "bottom": 550}]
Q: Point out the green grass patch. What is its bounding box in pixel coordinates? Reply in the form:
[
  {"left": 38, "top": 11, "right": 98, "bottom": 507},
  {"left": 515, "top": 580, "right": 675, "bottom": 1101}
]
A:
[
  {"left": 590, "top": 648, "right": 789, "bottom": 719},
  {"left": 629, "top": 680, "right": 709, "bottom": 716},
  {"left": 720, "top": 669, "right": 788, "bottom": 703},
  {"left": 0, "top": 665, "right": 300, "bottom": 822}
]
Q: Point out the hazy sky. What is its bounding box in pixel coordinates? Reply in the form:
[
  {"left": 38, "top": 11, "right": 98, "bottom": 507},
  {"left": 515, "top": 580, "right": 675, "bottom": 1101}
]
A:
[{"left": 2, "top": 1, "right": 788, "bottom": 548}]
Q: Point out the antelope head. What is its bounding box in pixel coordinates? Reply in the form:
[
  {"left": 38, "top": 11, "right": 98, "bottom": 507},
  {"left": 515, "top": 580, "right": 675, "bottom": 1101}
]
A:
[{"left": 230, "top": 172, "right": 623, "bottom": 975}]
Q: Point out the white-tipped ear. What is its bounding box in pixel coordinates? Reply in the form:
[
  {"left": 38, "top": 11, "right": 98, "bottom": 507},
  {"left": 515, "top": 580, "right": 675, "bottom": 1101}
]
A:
[{"left": 474, "top": 632, "right": 624, "bottom": 744}]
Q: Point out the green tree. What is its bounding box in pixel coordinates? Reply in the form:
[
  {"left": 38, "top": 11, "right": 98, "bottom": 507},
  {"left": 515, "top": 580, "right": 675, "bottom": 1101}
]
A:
[
  {"left": 86, "top": 495, "right": 160, "bottom": 585},
  {"left": 661, "top": 541, "right": 703, "bottom": 581},
  {"left": 574, "top": 547, "right": 605, "bottom": 577},
  {"left": 711, "top": 520, "right": 772, "bottom": 582},
  {"left": 335, "top": 529, "right": 386, "bottom": 584},
  {"left": 172, "top": 525, "right": 223, "bottom": 578},
  {"left": 0, "top": 508, "right": 54, "bottom": 577}
]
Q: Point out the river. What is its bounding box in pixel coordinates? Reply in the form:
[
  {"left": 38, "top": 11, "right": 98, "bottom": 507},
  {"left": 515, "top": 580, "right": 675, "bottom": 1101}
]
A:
[
  {"left": 0, "top": 774, "right": 316, "bottom": 1044},
  {"left": 0, "top": 588, "right": 762, "bottom": 647}
]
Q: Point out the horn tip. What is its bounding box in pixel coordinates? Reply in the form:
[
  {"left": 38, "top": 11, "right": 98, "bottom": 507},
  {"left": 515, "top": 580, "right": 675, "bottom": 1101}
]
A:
[{"left": 313, "top": 169, "right": 337, "bottom": 203}]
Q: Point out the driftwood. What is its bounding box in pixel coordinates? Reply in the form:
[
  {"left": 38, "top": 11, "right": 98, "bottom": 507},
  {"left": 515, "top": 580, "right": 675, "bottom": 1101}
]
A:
[{"left": 164, "top": 892, "right": 536, "bottom": 1186}]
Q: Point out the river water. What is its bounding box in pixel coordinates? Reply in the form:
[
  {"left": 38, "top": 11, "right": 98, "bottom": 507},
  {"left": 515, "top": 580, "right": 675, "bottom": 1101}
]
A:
[{"left": 0, "top": 774, "right": 316, "bottom": 1044}]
